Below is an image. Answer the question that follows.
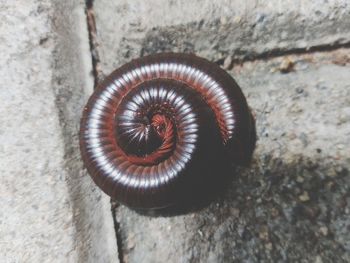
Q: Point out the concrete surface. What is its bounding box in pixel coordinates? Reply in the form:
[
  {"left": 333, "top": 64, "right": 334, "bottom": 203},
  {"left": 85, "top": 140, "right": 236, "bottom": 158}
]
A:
[
  {"left": 92, "top": 0, "right": 350, "bottom": 262},
  {"left": 94, "top": 0, "right": 350, "bottom": 73},
  {"left": 112, "top": 51, "right": 350, "bottom": 263},
  {"left": 0, "top": 0, "right": 117, "bottom": 262},
  {"left": 1, "top": 0, "right": 350, "bottom": 262}
]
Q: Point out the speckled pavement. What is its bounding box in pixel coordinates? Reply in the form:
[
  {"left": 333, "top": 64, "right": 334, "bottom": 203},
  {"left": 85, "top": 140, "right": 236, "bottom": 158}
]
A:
[
  {"left": 93, "top": 1, "right": 350, "bottom": 262},
  {"left": 0, "top": 1, "right": 117, "bottom": 262},
  {"left": 1, "top": 0, "right": 349, "bottom": 262}
]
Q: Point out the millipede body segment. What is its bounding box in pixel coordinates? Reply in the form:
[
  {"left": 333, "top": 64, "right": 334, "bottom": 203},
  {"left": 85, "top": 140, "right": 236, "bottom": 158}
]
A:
[{"left": 80, "top": 53, "right": 254, "bottom": 209}]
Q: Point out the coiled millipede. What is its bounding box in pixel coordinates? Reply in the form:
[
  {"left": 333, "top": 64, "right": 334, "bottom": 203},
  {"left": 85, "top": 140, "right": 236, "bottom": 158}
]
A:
[{"left": 80, "top": 53, "right": 255, "bottom": 209}]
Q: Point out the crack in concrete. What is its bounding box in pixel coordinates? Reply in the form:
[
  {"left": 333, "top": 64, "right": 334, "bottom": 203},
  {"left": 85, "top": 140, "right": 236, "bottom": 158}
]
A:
[
  {"left": 111, "top": 201, "right": 126, "bottom": 263},
  {"left": 216, "top": 42, "right": 350, "bottom": 67},
  {"left": 85, "top": 0, "right": 103, "bottom": 88},
  {"left": 85, "top": 1, "right": 124, "bottom": 263},
  {"left": 82, "top": 2, "right": 350, "bottom": 261}
]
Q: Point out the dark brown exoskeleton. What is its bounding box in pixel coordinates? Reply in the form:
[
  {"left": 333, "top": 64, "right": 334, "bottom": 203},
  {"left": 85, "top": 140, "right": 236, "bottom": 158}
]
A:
[{"left": 80, "top": 53, "right": 255, "bottom": 210}]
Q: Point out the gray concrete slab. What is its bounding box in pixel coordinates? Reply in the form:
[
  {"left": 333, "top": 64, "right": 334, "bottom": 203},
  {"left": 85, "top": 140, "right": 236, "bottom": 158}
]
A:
[
  {"left": 0, "top": 0, "right": 117, "bottom": 262},
  {"left": 113, "top": 51, "right": 350, "bottom": 262},
  {"left": 92, "top": 1, "right": 350, "bottom": 262},
  {"left": 94, "top": 0, "right": 350, "bottom": 73},
  {"left": 2, "top": 0, "right": 350, "bottom": 262},
  {"left": 92, "top": 1, "right": 350, "bottom": 261}
]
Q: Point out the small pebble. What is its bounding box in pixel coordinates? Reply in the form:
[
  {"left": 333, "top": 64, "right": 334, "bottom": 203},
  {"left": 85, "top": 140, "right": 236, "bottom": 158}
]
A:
[
  {"left": 233, "top": 16, "right": 242, "bottom": 23},
  {"left": 315, "top": 255, "right": 323, "bottom": 263},
  {"left": 299, "top": 191, "right": 310, "bottom": 202},
  {"left": 319, "top": 226, "right": 328, "bottom": 236},
  {"left": 259, "top": 226, "right": 269, "bottom": 241},
  {"left": 223, "top": 56, "right": 233, "bottom": 70},
  {"left": 278, "top": 57, "right": 295, "bottom": 73},
  {"left": 220, "top": 17, "right": 228, "bottom": 25},
  {"left": 265, "top": 242, "right": 273, "bottom": 250},
  {"left": 270, "top": 207, "right": 279, "bottom": 218},
  {"left": 231, "top": 208, "right": 240, "bottom": 217},
  {"left": 296, "top": 176, "right": 304, "bottom": 183}
]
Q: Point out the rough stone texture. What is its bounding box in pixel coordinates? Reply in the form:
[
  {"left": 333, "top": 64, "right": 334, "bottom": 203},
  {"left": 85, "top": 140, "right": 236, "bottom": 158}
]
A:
[
  {"left": 94, "top": 0, "right": 350, "bottom": 73},
  {"left": 92, "top": 1, "right": 350, "bottom": 262},
  {"left": 2, "top": 0, "right": 350, "bottom": 262},
  {"left": 114, "top": 51, "right": 350, "bottom": 263},
  {"left": 0, "top": 0, "right": 117, "bottom": 262},
  {"left": 93, "top": 3, "right": 350, "bottom": 262}
]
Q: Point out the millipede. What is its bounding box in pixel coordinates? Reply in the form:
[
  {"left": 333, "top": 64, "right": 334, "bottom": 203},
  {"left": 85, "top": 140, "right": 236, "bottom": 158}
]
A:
[{"left": 79, "top": 53, "right": 255, "bottom": 209}]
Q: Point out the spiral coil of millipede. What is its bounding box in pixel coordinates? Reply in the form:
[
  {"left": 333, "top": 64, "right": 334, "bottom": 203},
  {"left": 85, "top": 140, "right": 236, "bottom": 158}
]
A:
[{"left": 80, "top": 53, "right": 255, "bottom": 209}]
